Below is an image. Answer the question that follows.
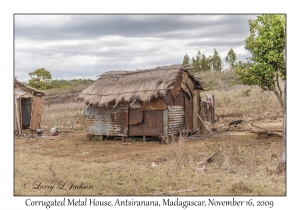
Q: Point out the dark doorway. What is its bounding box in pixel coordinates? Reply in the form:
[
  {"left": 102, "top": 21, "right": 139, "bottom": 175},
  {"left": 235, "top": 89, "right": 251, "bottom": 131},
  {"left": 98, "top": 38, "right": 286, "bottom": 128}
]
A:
[{"left": 21, "top": 98, "right": 31, "bottom": 129}]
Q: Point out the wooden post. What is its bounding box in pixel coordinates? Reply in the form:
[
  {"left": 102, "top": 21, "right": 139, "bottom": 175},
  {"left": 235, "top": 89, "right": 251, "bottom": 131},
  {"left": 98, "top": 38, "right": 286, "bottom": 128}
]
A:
[
  {"left": 192, "top": 90, "right": 200, "bottom": 130},
  {"left": 212, "top": 95, "right": 215, "bottom": 124},
  {"left": 197, "top": 114, "right": 214, "bottom": 136},
  {"left": 122, "top": 136, "right": 125, "bottom": 142},
  {"left": 199, "top": 101, "right": 205, "bottom": 134},
  {"left": 143, "top": 136, "right": 146, "bottom": 142},
  {"left": 100, "top": 135, "right": 103, "bottom": 141},
  {"left": 15, "top": 98, "right": 21, "bottom": 135}
]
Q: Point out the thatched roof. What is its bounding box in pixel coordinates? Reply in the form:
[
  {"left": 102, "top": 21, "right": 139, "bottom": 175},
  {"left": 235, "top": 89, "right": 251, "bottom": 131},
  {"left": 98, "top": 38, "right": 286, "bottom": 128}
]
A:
[
  {"left": 77, "top": 64, "right": 202, "bottom": 106},
  {"left": 14, "top": 79, "right": 46, "bottom": 96}
]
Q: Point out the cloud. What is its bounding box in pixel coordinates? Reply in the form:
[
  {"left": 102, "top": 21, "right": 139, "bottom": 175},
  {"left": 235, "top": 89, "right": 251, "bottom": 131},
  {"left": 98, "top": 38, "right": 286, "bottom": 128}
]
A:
[{"left": 14, "top": 14, "right": 256, "bottom": 82}]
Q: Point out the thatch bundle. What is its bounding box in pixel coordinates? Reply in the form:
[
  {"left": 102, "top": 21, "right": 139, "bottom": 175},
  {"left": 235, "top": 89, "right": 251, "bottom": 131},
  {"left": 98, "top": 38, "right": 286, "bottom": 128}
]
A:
[{"left": 77, "top": 64, "right": 201, "bottom": 107}]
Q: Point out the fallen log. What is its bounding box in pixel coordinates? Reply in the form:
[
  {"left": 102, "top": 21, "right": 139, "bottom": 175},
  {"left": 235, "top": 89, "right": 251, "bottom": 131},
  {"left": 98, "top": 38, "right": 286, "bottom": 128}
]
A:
[
  {"left": 251, "top": 124, "right": 282, "bottom": 133},
  {"left": 247, "top": 124, "right": 282, "bottom": 137}
]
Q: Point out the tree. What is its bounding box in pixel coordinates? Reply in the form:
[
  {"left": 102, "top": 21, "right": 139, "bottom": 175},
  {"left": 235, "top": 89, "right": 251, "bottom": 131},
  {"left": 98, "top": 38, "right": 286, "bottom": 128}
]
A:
[
  {"left": 211, "top": 48, "right": 222, "bottom": 71},
  {"left": 225, "top": 48, "right": 237, "bottom": 70},
  {"left": 183, "top": 54, "right": 190, "bottom": 66},
  {"left": 28, "top": 68, "right": 53, "bottom": 90},
  {"left": 191, "top": 50, "right": 202, "bottom": 72},
  {"left": 234, "top": 14, "right": 286, "bottom": 171},
  {"left": 200, "top": 52, "right": 211, "bottom": 71}
]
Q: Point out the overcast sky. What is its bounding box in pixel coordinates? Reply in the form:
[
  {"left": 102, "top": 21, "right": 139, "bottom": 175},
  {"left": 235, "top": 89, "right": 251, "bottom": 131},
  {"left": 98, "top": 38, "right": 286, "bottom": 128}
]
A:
[{"left": 14, "top": 14, "right": 258, "bottom": 82}]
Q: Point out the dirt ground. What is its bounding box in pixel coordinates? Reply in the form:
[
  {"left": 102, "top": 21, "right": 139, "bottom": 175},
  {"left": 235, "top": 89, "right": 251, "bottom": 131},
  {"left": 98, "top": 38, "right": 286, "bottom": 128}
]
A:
[
  {"left": 14, "top": 119, "right": 283, "bottom": 164},
  {"left": 14, "top": 118, "right": 285, "bottom": 196}
]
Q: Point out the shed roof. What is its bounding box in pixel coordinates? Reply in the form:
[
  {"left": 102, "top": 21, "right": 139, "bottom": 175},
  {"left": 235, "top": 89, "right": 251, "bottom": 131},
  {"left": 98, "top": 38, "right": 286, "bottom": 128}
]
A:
[
  {"left": 77, "top": 64, "right": 202, "bottom": 106},
  {"left": 14, "top": 79, "right": 46, "bottom": 96}
]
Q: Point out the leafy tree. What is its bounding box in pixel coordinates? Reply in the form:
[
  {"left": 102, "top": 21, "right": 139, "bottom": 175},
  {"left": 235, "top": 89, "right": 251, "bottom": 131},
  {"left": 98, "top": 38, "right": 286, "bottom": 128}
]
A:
[
  {"left": 225, "top": 48, "right": 237, "bottom": 70},
  {"left": 28, "top": 68, "right": 53, "bottom": 90},
  {"left": 191, "top": 50, "right": 202, "bottom": 72},
  {"left": 183, "top": 54, "right": 190, "bottom": 66},
  {"left": 211, "top": 48, "right": 222, "bottom": 71},
  {"left": 234, "top": 14, "right": 286, "bottom": 171},
  {"left": 200, "top": 52, "right": 211, "bottom": 71}
]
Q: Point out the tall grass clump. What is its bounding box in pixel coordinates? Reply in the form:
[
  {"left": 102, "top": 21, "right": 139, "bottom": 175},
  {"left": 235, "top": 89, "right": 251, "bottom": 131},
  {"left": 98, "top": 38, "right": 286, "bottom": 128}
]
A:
[{"left": 169, "top": 136, "right": 192, "bottom": 174}]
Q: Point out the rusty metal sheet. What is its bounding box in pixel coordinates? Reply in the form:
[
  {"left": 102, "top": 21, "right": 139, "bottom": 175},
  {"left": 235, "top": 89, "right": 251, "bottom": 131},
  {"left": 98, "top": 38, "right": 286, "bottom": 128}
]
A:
[
  {"left": 129, "top": 108, "right": 143, "bottom": 125},
  {"left": 85, "top": 105, "right": 128, "bottom": 136},
  {"left": 129, "top": 110, "right": 163, "bottom": 136},
  {"left": 168, "top": 106, "right": 185, "bottom": 136},
  {"left": 141, "top": 97, "right": 166, "bottom": 110}
]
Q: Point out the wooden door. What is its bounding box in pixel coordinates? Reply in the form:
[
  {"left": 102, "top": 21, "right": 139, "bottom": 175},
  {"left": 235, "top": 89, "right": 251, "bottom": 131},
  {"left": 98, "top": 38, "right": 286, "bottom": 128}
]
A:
[
  {"left": 30, "top": 96, "right": 44, "bottom": 130},
  {"left": 129, "top": 110, "right": 163, "bottom": 136}
]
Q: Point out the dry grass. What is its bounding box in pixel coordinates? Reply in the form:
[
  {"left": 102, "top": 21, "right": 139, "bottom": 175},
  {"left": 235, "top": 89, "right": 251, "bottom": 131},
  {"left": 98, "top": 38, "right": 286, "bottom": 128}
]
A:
[
  {"left": 194, "top": 70, "right": 242, "bottom": 91},
  {"left": 202, "top": 85, "right": 282, "bottom": 121},
  {"left": 45, "top": 83, "right": 91, "bottom": 96},
  {"left": 42, "top": 102, "right": 86, "bottom": 131},
  {"left": 14, "top": 135, "right": 285, "bottom": 196}
]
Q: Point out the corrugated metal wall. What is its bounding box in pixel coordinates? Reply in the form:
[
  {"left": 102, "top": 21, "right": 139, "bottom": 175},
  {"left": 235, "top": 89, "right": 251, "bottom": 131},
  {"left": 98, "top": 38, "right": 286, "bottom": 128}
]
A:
[
  {"left": 168, "top": 105, "right": 185, "bottom": 136},
  {"left": 86, "top": 105, "right": 128, "bottom": 136}
]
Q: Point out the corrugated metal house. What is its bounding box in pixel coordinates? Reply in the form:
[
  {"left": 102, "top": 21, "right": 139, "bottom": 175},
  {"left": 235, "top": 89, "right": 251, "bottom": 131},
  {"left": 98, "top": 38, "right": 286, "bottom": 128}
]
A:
[
  {"left": 14, "top": 79, "right": 46, "bottom": 135},
  {"left": 77, "top": 64, "right": 204, "bottom": 141}
]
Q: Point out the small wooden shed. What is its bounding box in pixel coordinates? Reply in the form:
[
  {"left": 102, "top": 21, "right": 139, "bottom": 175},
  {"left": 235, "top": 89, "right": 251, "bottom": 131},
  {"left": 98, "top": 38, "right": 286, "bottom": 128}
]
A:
[
  {"left": 77, "top": 64, "right": 204, "bottom": 141},
  {"left": 14, "top": 79, "right": 46, "bottom": 135}
]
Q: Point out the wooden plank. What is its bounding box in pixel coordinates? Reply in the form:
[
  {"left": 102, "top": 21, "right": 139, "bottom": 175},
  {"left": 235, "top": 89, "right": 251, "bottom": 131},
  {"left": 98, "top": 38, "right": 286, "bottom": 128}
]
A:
[
  {"left": 181, "top": 82, "right": 191, "bottom": 99},
  {"left": 186, "top": 78, "right": 195, "bottom": 95},
  {"left": 30, "top": 96, "right": 44, "bottom": 130},
  {"left": 197, "top": 114, "right": 214, "bottom": 136},
  {"left": 184, "top": 92, "right": 193, "bottom": 130},
  {"left": 181, "top": 72, "right": 189, "bottom": 83},
  {"left": 15, "top": 98, "right": 21, "bottom": 135},
  {"left": 193, "top": 89, "right": 200, "bottom": 130},
  {"left": 163, "top": 110, "right": 168, "bottom": 137}
]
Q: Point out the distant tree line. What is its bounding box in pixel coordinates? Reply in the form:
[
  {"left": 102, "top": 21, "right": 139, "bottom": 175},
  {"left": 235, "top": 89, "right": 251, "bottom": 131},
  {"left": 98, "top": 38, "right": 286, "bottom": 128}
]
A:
[
  {"left": 183, "top": 48, "right": 236, "bottom": 72},
  {"left": 27, "top": 68, "right": 94, "bottom": 90}
]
